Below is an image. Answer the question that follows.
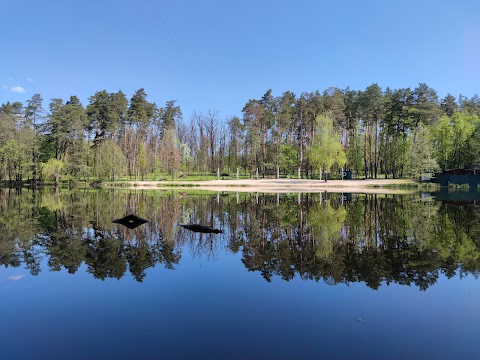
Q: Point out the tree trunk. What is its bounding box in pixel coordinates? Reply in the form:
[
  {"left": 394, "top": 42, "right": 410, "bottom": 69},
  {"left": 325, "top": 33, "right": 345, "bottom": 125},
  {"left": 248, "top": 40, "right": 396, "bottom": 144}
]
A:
[{"left": 374, "top": 117, "right": 378, "bottom": 178}]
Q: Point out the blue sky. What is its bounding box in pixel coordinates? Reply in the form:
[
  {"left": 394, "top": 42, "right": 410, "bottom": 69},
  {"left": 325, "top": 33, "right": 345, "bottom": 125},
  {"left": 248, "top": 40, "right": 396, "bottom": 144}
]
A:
[{"left": 1, "top": 0, "right": 479, "bottom": 120}]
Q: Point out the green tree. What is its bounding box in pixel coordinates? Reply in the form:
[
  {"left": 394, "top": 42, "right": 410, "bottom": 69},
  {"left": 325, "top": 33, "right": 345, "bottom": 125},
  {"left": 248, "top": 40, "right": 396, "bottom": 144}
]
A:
[
  {"left": 87, "top": 90, "right": 127, "bottom": 143},
  {"left": 383, "top": 87, "right": 414, "bottom": 178},
  {"left": 160, "top": 100, "right": 182, "bottom": 135},
  {"left": 226, "top": 116, "right": 244, "bottom": 172},
  {"left": 440, "top": 94, "right": 458, "bottom": 117},
  {"left": 358, "top": 84, "right": 383, "bottom": 178},
  {"left": 42, "top": 158, "right": 65, "bottom": 185},
  {"left": 411, "top": 83, "right": 440, "bottom": 127},
  {"left": 1, "top": 125, "right": 35, "bottom": 182},
  {"left": 137, "top": 142, "right": 148, "bottom": 180},
  {"left": 433, "top": 113, "right": 479, "bottom": 169},
  {"left": 0, "top": 101, "right": 23, "bottom": 116},
  {"left": 127, "top": 89, "right": 155, "bottom": 179},
  {"left": 96, "top": 140, "right": 126, "bottom": 181},
  {"left": 0, "top": 112, "right": 18, "bottom": 179},
  {"left": 159, "top": 127, "right": 181, "bottom": 178},
  {"left": 128, "top": 88, "right": 153, "bottom": 128},
  {"left": 346, "top": 126, "right": 364, "bottom": 176},
  {"left": 407, "top": 123, "right": 439, "bottom": 178},
  {"left": 46, "top": 96, "right": 88, "bottom": 177},
  {"left": 278, "top": 144, "right": 298, "bottom": 176},
  {"left": 306, "top": 114, "right": 347, "bottom": 181},
  {"left": 25, "top": 93, "right": 45, "bottom": 181},
  {"left": 459, "top": 94, "right": 480, "bottom": 116},
  {"left": 25, "top": 93, "right": 44, "bottom": 133},
  {"left": 88, "top": 90, "right": 128, "bottom": 177},
  {"left": 242, "top": 98, "right": 263, "bottom": 176},
  {"left": 273, "top": 91, "right": 296, "bottom": 177}
]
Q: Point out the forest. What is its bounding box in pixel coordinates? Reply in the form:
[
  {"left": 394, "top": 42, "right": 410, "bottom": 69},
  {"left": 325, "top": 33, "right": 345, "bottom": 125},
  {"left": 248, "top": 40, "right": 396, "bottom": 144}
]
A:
[{"left": 1, "top": 84, "right": 480, "bottom": 183}]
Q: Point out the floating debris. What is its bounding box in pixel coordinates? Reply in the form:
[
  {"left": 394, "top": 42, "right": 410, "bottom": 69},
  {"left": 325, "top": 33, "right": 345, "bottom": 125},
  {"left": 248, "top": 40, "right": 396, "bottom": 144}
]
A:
[
  {"left": 112, "top": 214, "right": 149, "bottom": 229},
  {"left": 179, "top": 224, "right": 223, "bottom": 234}
]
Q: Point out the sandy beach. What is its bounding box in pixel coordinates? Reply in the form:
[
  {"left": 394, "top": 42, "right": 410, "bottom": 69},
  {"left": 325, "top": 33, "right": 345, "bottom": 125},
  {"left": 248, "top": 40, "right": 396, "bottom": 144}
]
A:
[{"left": 111, "top": 178, "right": 420, "bottom": 194}]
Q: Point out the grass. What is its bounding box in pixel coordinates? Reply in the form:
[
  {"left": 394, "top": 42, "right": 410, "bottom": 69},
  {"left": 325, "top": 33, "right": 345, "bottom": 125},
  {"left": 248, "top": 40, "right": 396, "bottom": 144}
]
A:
[
  {"left": 376, "top": 182, "right": 440, "bottom": 190},
  {"left": 104, "top": 182, "right": 134, "bottom": 187},
  {"left": 155, "top": 183, "right": 199, "bottom": 187},
  {"left": 447, "top": 183, "right": 471, "bottom": 189}
]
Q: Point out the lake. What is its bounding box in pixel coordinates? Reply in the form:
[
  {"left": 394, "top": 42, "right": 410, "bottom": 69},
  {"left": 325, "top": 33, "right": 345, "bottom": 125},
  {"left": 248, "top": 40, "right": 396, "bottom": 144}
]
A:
[{"left": 0, "top": 188, "right": 479, "bottom": 360}]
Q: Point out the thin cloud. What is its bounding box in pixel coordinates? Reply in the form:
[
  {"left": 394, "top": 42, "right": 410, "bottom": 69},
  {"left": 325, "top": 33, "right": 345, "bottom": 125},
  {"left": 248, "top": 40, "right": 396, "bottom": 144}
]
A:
[
  {"left": 10, "top": 86, "right": 26, "bottom": 94},
  {"left": 9, "top": 275, "right": 24, "bottom": 281},
  {"left": 26, "top": 77, "right": 34, "bottom": 82}
]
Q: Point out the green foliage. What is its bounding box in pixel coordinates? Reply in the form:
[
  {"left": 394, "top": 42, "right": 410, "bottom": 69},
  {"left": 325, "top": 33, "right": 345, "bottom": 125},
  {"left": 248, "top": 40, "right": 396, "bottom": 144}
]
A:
[
  {"left": 96, "top": 140, "right": 126, "bottom": 181},
  {"left": 407, "top": 123, "right": 439, "bottom": 178},
  {"left": 160, "top": 100, "right": 182, "bottom": 134},
  {"left": 307, "top": 201, "right": 347, "bottom": 260},
  {"left": 2, "top": 85, "right": 480, "bottom": 183},
  {"left": 68, "top": 138, "right": 91, "bottom": 180},
  {"left": 441, "top": 94, "right": 458, "bottom": 117},
  {"left": 46, "top": 96, "right": 87, "bottom": 162},
  {"left": 278, "top": 144, "right": 298, "bottom": 174},
  {"left": 306, "top": 114, "right": 346, "bottom": 180},
  {"left": 25, "top": 93, "right": 45, "bottom": 130},
  {"left": 346, "top": 128, "right": 364, "bottom": 175},
  {"left": 159, "top": 127, "right": 181, "bottom": 178},
  {"left": 42, "top": 159, "right": 65, "bottom": 184},
  {"left": 87, "top": 90, "right": 127, "bottom": 142},
  {"left": 180, "top": 143, "right": 193, "bottom": 171},
  {"left": 410, "top": 83, "right": 440, "bottom": 126},
  {"left": 0, "top": 126, "right": 36, "bottom": 181},
  {"left": 128, "top": 88, "right": 154, "bottom": 128},
  {"left": 137, "top": 143, "right": 148, "bottom": 180},
  {"left": 433, "top": 113, "right": 479, "bottom": 170}
]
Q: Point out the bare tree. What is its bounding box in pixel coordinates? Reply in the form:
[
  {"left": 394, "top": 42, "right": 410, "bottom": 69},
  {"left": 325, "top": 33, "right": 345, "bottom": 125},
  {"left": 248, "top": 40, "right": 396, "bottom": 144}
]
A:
[{"left": 204, "top": 109, "right": 219, "bottom": 172}]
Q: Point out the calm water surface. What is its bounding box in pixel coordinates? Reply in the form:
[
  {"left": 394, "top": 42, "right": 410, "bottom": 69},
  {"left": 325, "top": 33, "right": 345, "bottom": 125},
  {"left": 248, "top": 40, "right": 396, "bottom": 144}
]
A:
[{"left": 0, "top": 188, "right": 479, "bottom": 360}]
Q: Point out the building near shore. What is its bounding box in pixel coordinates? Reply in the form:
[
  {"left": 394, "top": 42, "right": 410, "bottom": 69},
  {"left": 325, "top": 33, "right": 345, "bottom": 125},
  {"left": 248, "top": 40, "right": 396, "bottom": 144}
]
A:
[{"left": 431, "top": 165, "right": 480, "bottom": 187}]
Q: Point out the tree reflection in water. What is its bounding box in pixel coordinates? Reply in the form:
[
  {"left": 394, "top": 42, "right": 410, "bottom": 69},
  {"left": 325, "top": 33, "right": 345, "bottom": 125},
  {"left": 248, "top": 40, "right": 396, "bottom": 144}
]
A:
[{"left": 0, "top": 188, "right": 479, "bottom": 289}]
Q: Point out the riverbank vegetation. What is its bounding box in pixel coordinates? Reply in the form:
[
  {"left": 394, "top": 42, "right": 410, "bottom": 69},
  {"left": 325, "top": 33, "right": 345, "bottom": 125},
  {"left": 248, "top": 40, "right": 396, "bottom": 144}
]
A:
[{"left": 1, "top": 84, "right": 479, "bottom": 183}]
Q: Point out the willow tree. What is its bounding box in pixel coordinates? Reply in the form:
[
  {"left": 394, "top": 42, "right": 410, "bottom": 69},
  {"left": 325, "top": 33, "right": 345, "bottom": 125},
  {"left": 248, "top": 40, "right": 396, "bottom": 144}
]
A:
[
  {"left": 42, "top": 158, "right": 65, "bottom": 185},
  {"left": 306, "top": 114, "right": 346, "bottom": 181}
]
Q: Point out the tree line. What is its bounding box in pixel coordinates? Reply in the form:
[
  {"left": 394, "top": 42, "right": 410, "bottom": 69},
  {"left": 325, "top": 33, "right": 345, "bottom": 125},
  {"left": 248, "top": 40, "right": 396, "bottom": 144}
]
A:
[{"left": 1, "top": 84, "right": 480, "bottom": 182}]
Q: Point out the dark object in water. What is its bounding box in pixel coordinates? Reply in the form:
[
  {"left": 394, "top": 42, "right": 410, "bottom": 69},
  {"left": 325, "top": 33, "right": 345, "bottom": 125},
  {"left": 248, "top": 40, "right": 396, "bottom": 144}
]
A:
[
  {"left": 179, "top": 224, "right": 223, "bottom": 234},
  {"left": 113, "top": 214, "right": 149, "bottom": 229}
]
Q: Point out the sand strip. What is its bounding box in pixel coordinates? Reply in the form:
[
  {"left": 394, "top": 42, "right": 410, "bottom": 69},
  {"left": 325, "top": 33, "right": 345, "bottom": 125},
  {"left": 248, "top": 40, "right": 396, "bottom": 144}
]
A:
[{"left": 106, "top": 178, "right": 420, "bottom": 194}]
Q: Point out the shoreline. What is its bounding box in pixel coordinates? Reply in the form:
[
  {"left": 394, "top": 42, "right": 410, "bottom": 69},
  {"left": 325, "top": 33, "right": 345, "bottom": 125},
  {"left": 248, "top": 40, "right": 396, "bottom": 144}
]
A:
[{"left": 105, "top": 178, "right": 424, "bottom": 194}]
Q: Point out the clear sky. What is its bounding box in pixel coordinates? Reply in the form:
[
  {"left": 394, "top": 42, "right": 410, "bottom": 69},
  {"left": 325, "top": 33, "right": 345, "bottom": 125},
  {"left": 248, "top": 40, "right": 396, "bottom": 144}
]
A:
[{"left": 1, "top": 0, "right": 479, "bottom": 120}]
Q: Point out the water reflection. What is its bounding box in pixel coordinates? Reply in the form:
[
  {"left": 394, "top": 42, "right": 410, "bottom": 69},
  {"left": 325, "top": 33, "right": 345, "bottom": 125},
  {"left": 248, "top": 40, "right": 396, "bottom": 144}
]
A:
[{"left": 0, "top": 188, "right": 479, "bottom": 289}]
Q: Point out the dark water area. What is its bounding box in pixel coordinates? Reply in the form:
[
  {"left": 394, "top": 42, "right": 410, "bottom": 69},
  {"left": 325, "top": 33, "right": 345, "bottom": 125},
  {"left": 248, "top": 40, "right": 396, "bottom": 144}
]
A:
[{"left": 1, "top": 188, "right": 480, "bottom": 359}]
